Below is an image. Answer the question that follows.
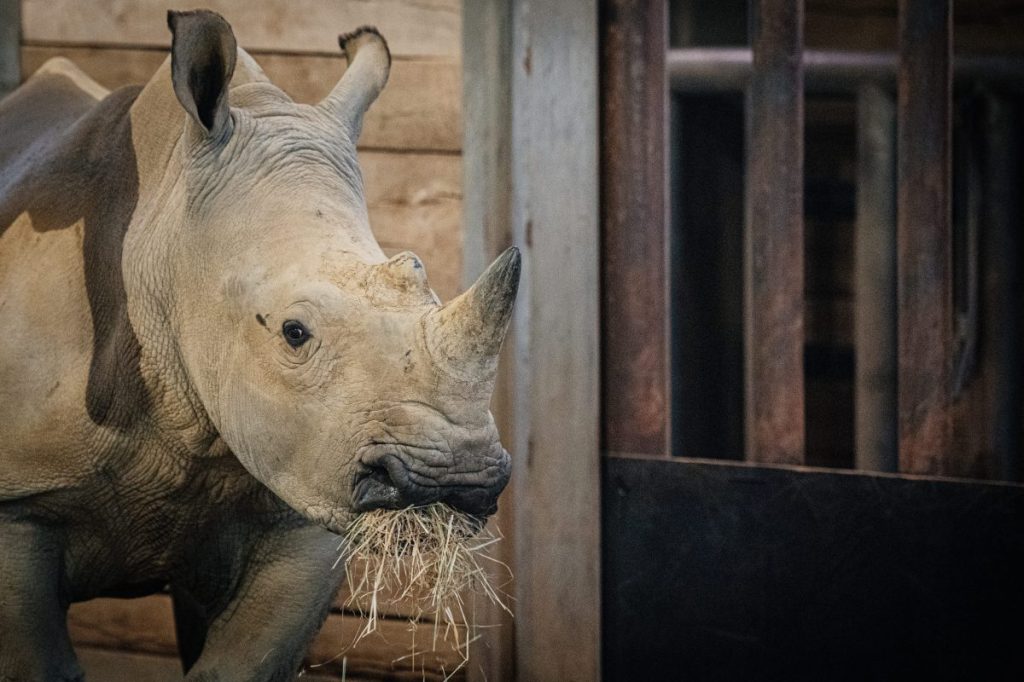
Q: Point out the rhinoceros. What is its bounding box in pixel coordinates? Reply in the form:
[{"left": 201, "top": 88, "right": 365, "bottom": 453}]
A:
[{"left": 0, "top": 9, "right": 518, "bottom": 680}]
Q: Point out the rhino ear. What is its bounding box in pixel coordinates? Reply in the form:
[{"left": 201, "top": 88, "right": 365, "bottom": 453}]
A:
[
  {"left": 167, "top": 10, "right": 237, "bottom": 139},
  {"left": 319, "top": 27, "right": 391, "bottom": 141}
]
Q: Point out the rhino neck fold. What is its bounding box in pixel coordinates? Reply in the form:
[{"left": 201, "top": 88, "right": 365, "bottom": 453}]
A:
[{"left": 113, "top": 59, "right": 222, "bottom": 454}]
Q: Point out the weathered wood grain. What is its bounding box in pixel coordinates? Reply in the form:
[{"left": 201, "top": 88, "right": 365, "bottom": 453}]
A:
[
  {"left": 309, "top": 613, "right": 465, "bottom": 681},
  {"left": 77, "top": 647, "right": 183, "bottom": 682},
  {"left": 68, "top": 595, "right": 465, "bottom": 680},
  {"left": 20, "top": 46, "right": 461, "bottom": 152},
  {"left": 745, "top": 0, "right": 806, "bottom": 464},
  {"left": 68, "top": 597, "right": 178, "bottom": 658},
  {"left": 508, "top": 0, "right": 601, "bottom": 679},
  {"left": 896, "top": 0, "right": 953, "bottom": 475},
  {"left": 460, "top": 1, "right": 516, "bottom": 679},
  {"left": 600, "top": 0, "right": 669, "bottom": 457},
  {"left": 22, "top": 0, "right": 460, "bottom": 58}
]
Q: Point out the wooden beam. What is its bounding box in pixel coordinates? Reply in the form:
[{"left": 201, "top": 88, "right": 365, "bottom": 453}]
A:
[
  {"left": 600, "top": 0, "right": 669, "bottom": 456},
  {"left": 510, "top": 0, "right": 601, "bottom": 679},
  {"left": 0, "top": 0, "right": 18, "bottom": 97},
  {"left": 21, "top": 0, "right": 460, "bottom": 58},
  {"left": 76, "top": 648, "right": 183, "bottom": 682},
  {"left": 462, "top": 0, "right": 512, "bottom": 282},
  {"left": 854, "top": 85, "right": 897, "bottom": 472},
  {"left": 745, "top": 0, "right": 805, "bottom": 464},
  {"left": 897, "top": 0, "right": 953, "bottom": 475},
  {"left": 462, "top": 1, "right": 515, "bottom": 679},
  {"left": 464, "top": 1, "right": 601, "bottom": 678}
]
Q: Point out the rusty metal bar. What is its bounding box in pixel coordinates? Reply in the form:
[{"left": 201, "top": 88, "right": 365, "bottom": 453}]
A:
[
  {"left": 897, "top": 0, "right": 953, "bottom": 475},
  {"left": 601, "top": 0, "right": 669, "bottom": 456},
  {"left": 668, "top": 48, "right": 1024, "bottom": 93},
  {"left": 744, "top": 0, "right": 805, "bottom": 465},
  {"left": 854, "top": 85, "right": 898, "bottom": 473}
]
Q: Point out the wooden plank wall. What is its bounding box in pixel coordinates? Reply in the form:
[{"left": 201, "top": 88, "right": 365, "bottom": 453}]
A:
[{"left": 15, "top": 1, "right": 467, "bottom": 679}]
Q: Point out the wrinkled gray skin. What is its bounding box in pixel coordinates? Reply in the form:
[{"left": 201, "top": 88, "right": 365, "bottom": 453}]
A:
[{"left": 0, "top": 10, "right": 518, "bottom": 681}]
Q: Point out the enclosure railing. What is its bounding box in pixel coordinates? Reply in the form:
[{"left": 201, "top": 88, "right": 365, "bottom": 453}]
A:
[{"left": 601, "top": 0, "right": 1024, "bottom": 481}]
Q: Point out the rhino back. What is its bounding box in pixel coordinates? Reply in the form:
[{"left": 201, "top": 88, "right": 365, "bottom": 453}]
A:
[
  {"left": 0, "top": 59, "right": 108, "bottom": 177},
  {"left": 0, "top": 62, "right": 150, "bottom": 502}
]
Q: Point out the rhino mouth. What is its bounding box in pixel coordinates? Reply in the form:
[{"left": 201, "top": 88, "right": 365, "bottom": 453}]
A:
[{"left": 349, "top": 452, "right": 502, "bottom": 523}]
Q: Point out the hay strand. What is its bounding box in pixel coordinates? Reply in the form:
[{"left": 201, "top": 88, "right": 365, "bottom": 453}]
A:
[{"left": 329, "top": 503, "right": 512, "bottom": 678}]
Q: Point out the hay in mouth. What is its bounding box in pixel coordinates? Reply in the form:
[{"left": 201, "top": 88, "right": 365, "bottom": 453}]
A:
[{"left": 328, "top": 503, "right": 512, "bottom": 678}]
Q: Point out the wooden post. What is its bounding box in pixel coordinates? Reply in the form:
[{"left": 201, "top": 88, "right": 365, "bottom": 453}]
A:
[
  {"left": 854, "top": 85, "right": 898, "bottom": 472},
  {"left": 601, "top": 0, "right": 669, "bottom": 457},
  {"left": 745, "top": 0, "right": 805, "bottom": 464},
  {"left": 462, "top": 2, "right": 515, "bottom": 680},
  {"left": 0, "top": 0, "right": 19, "bottom": 97},
  {"left": 464, "top": 0, "right": 601, "bottom": 679},
  {"left": 897, "top": 0, "right": 953, "bottom": 475},
  {"left": 510, "top": 1, "right": 601, "bottom": 677}
]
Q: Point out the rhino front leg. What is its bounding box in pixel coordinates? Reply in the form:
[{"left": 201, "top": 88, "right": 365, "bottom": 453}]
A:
[
  {"left": 183, "top": 522, "right": 344, "bottom": 682},
  {"left": 0, "top": 519, "right": 82, "bottom": 682}
]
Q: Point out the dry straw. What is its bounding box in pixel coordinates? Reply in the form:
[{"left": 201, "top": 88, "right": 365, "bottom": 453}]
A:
[{"left": 328, "top": 503, "right": 512, "bottom": 679}]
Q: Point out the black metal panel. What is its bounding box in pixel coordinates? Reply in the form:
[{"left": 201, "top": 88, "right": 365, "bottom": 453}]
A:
[{"left": 603, "top": 456, "right": 1024, "bottom": 681}]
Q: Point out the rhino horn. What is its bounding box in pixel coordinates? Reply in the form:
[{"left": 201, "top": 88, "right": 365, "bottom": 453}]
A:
[
  {"left": 319, "top": 27, "right": 391, "bottom": 140},
  {"left": 426, "top": 248, "right": 521, "bottom": 379}
]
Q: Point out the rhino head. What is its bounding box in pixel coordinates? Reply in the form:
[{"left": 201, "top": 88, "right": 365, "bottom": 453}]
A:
[{"left": 156, "top": 11, "right": 517, "bottom": 532}]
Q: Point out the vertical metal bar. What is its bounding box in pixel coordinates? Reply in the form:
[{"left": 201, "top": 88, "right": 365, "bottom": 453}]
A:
[
  {"left": 854, "top": 85, "right": 898, "bottom": 472},
  {"left": 745, "top": 0, "right": 805, "bottom": 464},
  {"left": 982, "top": 95, "right": 1023, "bottom": 481},
  {"left": 601, "top": 0, "right": 669, "bottom": 457},
  {"left": 897, "top": 0, "right": 953, "bottom": 475},
  {"left": 0, "top": 0, "right": 20, "bottom": 97}
]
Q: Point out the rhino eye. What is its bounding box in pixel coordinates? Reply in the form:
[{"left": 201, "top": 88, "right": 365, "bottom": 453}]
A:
[{"left": 282, "top": 320, "right": 310, "bottom": 348}]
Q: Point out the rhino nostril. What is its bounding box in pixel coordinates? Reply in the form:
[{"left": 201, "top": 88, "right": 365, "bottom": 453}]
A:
[{"left": 352, "top": 462, "right": 403, "bottom": 512}]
